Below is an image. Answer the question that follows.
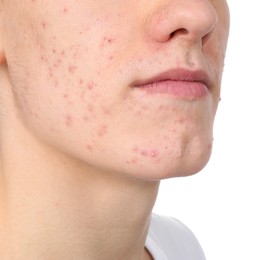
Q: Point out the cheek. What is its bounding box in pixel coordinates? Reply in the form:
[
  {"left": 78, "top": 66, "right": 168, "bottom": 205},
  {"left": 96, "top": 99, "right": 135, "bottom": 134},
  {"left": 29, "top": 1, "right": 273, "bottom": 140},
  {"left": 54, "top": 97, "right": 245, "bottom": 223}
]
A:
[
  {"left": 5, "top": 5, "right": 134, "bottom": 166},
  {"left": 9, "top": 37, "right": 112, "bottom": 149}
]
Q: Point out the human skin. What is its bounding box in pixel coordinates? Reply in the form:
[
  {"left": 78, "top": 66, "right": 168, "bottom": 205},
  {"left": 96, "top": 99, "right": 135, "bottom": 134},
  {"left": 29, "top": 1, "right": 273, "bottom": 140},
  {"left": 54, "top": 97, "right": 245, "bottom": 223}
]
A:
[{"left": 0, "top": 0, "right": 229, "bottom": 259}]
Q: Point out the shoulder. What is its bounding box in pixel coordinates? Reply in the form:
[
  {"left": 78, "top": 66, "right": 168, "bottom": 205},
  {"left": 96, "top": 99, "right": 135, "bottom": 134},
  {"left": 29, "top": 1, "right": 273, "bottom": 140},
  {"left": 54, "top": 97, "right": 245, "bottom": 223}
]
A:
[{"left": 146, "top": 213, "right": 206, "bottom": 260}]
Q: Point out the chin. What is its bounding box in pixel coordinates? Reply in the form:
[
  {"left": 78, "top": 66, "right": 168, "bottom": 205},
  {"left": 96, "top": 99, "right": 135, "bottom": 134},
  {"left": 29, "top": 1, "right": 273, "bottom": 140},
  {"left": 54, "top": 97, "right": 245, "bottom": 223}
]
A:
[{"left": 122, "top": 141, "right": 213, "bottom": 181}]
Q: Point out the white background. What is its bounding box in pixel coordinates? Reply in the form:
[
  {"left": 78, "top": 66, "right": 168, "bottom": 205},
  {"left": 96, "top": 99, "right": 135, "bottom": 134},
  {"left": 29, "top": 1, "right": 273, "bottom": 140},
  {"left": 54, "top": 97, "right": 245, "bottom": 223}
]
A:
[{"left": 153, "top": 1, "right": 273, "bottom": 259}]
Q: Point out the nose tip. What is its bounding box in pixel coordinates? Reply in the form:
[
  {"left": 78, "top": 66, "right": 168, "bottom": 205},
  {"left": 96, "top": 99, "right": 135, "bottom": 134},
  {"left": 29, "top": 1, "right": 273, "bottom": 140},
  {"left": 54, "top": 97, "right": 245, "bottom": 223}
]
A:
[{"left": 148, "top": 1, "right": 218, "bottom": 45}]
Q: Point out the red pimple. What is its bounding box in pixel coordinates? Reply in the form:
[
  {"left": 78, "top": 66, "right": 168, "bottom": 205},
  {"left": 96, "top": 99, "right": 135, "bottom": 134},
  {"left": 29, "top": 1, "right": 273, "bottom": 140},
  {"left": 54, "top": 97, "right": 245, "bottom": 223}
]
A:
[
  {"left": 126, "top": 158, "right": 138, "bottom": 165},
  {"left": 87, "top": 82, "right": 94, "bottom": 90},
  {"left": 33, "top": 112, "right": 39, "bottom": 119},
  {"left": 141, "top": 105, "right": 148, "bottom": 111},
  {"left": 134, "top": 110, "right": 142, "bottom": 116},
  {"left": 140, "top": 150, "right": 148, "bottom": 156},
  {"left": 68, "top": 65, "right": 77, "bottom": 74},
  {"left": 65, "top": 115, "right": 73, "bottom": 127},
  {"left": 100, "top": 36, "right": 115, "bottom": 48},
  {"left": 87, "top": 104, "right": 94, "bottom": 112},
  {"left": 53, "top": 80, "right": 58, "bottom": 88},
  {"left": 172, "top": 107, "right": 179, "bottom": 112},
  {"left": 54, "top": 59, "right": 62, "bottom": 68},
  {"left": 86, "top": 144, "right": 93, "bottom": 151},
  {"left": 83, "top": 115, "right": 89, "bottom": 122},
  {"left": 175, "top": 117, "right": 185, "bottom": 124},
  {"left": 140, "top": 149, "right": 159, "bottom": 158},
  {"left": 101, "top": 105, "right": 111, "bottom": 115},
  {"left": 104, "top": 36, "right": 114, "bottom": 44},
  {"left": 150, "top": 150, "right": 159, "bottom": 158},
  {"left": 48, "top": 68, "right": 53, "bottom": 78},
  {"left": 133, "top": 146, "right": 139, "bottom": 153},
  {"left": 97, "top": 125, "right": 108, "bottom": 137},
  {"left": 41, "top": 21, "right": 47, "bottom": 29}
]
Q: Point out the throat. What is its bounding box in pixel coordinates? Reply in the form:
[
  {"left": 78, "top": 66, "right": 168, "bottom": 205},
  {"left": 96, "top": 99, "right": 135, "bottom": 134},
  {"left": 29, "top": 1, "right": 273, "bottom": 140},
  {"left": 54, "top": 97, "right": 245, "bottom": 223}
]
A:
[{"left": 1, "top": 163, "right": 159, "bottom": 259}]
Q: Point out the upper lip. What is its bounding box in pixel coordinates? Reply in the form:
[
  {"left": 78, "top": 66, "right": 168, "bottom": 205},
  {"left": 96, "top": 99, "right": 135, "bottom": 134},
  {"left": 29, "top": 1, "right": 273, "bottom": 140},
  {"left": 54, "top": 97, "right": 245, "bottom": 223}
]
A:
[{"left": 133, "top": 68, "right": 210, "bottom": 88}]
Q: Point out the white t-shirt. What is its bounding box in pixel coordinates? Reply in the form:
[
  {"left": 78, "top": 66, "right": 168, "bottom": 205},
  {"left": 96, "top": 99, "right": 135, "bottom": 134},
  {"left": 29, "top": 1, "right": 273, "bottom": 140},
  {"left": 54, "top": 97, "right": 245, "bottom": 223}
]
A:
[{"left": 146, "top": 214, "right": 206, "bottom": 260}]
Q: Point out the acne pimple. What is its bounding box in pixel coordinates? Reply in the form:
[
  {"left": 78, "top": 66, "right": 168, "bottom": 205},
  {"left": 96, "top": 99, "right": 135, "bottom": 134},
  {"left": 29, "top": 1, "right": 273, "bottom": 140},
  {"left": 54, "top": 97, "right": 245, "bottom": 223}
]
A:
[
  {"left": 68, "top": 65, "right": 77, "bottom": 74},
  {"left": 175, "top": 117, "right": 185, "bottom": 124},
  {"left": 140, "top": 150, "right": 148, "bottom": 156},
  {"left": 41, "top": 21, "right": 47, "bottom": 29},
  {"left": 63, "top": 7, "right": 68, "bottom": 13},
  {"left": 135, "top": 110, "right": 142, "bottom": 116},
  {"left": 87, "top": 104, "right": 94, "bottom": 112},
  {"left": 40, "top": 55, "right": 46, "bottom": 62},
  {"left": 172, "top": 107, "right": 179, "bottom": 113},
  {"left": 150, "top": 150, "right": 159, "bottom": 158},
  {"left": 104, "top": 36, "right": 114, "bottom": 44},
  {"left": 33, "top": 112, "right": 39, "bottom": 119},
  {"left": 53, "top": 59, "right": 62, "bottom": 68},
  {"left": 100, "top": 36, "right": 115, "bottom": 48},
  {"left": 87, "top": 82, "right": 94, "bottom": 90},
  {"left": 97, "top": 125, "right": 108, "bottom": 137},
  {"left": 126, "top": 158, "right": 139, "bottom": 165},
  {"left": 86, "top": 144, "right": 93, "bottom": 151},
  {"left": 132, "top": 146, "right": 160, "bottom": 159},
  {"left": 133, "top": 146, "right": 139, "bottom": 153},
  {"left": 53, "top": 80, "right": 58, "bottom": 88},
  {"left": 158, "top": 105, "right": 171, "bottom": 111},
  {"left": 100, "top": 105, "right": 111, "bottom": 115},
  {"left": 83, "top": 116, "right": 89, "bottom": 122},
  {"left": 140, "top": 149, "right": 159, "bottom": 158},
  {"left": 48, "top": 68, "right": 53, "bottom": 78},
  {"left": 65, "top": 115, "right": 73, "bottom": 127}
]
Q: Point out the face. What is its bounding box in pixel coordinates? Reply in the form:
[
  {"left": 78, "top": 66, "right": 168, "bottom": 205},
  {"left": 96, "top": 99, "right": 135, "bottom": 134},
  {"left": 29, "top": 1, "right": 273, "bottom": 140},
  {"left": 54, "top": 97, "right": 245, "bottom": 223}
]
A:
[{"left": 1, "top": 0, "right": 229, "bottom": 180}]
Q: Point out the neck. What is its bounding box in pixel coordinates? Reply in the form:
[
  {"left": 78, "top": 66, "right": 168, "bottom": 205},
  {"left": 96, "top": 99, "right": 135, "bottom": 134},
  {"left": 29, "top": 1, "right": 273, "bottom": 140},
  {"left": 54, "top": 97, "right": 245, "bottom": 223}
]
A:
[{"left": 0, "top": 101, "right": 159, "bottom": 260}]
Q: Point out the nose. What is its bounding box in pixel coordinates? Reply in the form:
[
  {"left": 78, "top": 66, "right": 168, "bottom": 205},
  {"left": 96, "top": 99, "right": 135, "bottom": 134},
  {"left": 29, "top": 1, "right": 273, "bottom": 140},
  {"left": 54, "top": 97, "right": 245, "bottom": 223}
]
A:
[{"left": 147, "top": 0, "right": 218, "bottom": 45}]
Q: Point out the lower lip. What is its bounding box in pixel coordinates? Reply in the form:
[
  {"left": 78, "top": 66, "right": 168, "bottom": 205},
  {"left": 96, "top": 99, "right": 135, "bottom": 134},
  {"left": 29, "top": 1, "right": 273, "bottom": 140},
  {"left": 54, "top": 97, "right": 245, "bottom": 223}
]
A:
[{"left": 135, "top": 80, "right": 209, "bottom": 99}]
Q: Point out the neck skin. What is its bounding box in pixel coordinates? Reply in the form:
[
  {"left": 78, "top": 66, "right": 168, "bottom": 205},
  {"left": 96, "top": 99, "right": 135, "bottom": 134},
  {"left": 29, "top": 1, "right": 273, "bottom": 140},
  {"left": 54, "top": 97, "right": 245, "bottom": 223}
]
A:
[{"left": 0, "top": 70, "right": 157, "bottom": 260}]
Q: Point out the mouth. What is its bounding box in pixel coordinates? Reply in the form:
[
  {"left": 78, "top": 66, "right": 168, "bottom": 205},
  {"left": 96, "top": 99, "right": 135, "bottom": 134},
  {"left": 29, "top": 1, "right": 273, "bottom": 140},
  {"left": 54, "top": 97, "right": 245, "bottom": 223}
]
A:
[{"left": 132, "top": 68, "right": 210, "bottom": 100}]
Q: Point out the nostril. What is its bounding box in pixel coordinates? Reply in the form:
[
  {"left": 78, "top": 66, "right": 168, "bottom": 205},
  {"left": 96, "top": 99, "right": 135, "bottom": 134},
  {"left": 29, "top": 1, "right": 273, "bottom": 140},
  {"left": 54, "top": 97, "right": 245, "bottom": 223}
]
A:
[{"left": 170, "top": 28, "right": 188, "bottom": 39}]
